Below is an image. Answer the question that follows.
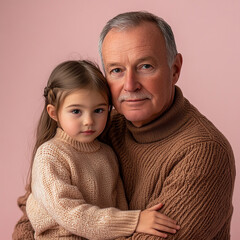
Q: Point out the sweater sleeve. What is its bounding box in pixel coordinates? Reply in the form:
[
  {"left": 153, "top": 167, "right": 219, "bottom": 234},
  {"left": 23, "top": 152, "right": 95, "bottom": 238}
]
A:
[
  {"left": 115, "top": 174, "right": 129, "bottom": 210},
  {"left": 28, "top": 146, "right": 140, "bottom": 239},
  {"left": 116, "top": 141, "right": 235, "bottom": 240},
  {"left": 12, "top": 192, "right": 35, "bottom": 240}
]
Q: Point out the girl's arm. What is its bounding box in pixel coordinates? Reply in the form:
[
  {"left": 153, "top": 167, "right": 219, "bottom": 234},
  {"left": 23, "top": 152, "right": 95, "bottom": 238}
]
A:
[
  {"left": 136, "top": 203, "right": 180, "bottom": 238},
  {"left": 115, "top": 170, "right": 180, "bottom": 239}
]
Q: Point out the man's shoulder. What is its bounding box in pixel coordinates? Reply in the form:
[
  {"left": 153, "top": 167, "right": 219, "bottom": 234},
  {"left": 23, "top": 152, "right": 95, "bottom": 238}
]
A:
[
  {"left": 111, "top": 109, "right": 125, "bottom": 120},
  {"left": 180, "top": 100, "right": 233, "bottom": 154},
  {"left": 109, "top": 109, "right": 127, "bottom": 129},
  {"left": 171, "top": 101, "right": 235, "bottom": 182}
]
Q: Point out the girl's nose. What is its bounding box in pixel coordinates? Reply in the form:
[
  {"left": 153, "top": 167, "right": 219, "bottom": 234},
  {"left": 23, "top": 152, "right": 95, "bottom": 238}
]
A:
[{"left": 83, "top": 114, "right": 94, "bottom": 126}]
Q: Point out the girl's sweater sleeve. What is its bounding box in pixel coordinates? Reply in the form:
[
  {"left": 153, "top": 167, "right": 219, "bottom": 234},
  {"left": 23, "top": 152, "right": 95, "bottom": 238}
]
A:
[{"left": 27, "top": 145, "right": 140, "bottom": 240}]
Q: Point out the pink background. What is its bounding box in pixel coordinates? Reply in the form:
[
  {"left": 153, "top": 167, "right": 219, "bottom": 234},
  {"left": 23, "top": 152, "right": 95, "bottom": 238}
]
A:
[{"left": 1, "top": 0, "right": 239, "bottom": 239}]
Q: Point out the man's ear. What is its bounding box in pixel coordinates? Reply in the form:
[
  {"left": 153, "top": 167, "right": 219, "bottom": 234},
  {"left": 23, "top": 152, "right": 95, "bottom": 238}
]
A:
[
  {"left": 171, "top": 53, "right": 183, "bottom": 85},
  {"left": 47, "top": 104, "right": 58, "bottom": 122}
]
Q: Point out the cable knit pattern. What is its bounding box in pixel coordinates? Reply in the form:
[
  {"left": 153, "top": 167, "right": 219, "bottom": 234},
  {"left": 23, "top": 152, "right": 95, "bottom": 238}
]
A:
[
  {"left": 108, "top": 87, "right": 235, "bottom": 240},
  {"left": 26, "top": 128, "right": 140, "bottom": 239}
]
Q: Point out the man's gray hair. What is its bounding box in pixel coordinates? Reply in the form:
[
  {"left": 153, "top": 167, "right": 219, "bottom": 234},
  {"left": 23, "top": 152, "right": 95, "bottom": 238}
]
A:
[{"left": 98, "top": 11, "right": 178, "bottom": 69}]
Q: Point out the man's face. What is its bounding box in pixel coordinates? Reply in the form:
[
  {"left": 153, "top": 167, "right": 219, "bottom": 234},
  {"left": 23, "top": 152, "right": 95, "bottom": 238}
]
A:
[{"left": 102, "top": 22, "right": 182, "bottom": 127}]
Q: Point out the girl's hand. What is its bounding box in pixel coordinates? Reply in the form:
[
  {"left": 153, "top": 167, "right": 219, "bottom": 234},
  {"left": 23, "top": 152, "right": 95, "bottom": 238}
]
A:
[{"left": 136, "top": 203, "right": 180, "bottom": 238}]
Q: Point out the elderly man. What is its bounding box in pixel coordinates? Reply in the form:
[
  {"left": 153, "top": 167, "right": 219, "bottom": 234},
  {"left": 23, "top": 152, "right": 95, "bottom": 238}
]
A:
[{"left": 13, "top": 11, "right": 235, "bottom": 239}]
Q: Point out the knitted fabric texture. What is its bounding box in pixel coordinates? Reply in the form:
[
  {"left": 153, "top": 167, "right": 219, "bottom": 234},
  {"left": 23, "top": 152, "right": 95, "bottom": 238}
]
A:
[
  {"left": 108, "top": 87, "right": 235, "bottom": 240},
  {"left": 13, "top": 86, "right": 235, "bottom": 240},
  {"left": 26, "top": 129, "right": 140, "bottom": 239},
  {"left": 12, "top": 192, "right": 35, "bottom": 240}
]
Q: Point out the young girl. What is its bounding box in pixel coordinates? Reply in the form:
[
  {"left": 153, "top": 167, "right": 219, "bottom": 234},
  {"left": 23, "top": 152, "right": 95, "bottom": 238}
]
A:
[{"left": 26, "top": 60, "right": 180, "bottom": 239}]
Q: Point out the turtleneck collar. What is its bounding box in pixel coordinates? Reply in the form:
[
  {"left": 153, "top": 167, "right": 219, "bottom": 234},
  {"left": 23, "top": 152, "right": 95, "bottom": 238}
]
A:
[
  {"left": 54, "top": 128, "right": 101, "bottom": 152},
  {"left": 126, "top": 86, "right": 189, "bottom": 143}
]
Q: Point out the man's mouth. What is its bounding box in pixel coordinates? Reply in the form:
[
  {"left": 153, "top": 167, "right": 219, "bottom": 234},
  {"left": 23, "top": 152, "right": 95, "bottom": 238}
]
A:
[
  {"left": 119, "top": 93, "right": 152, "bottom": 103},
  {"left": 124, "top": 98, "right": 147, "bottom": 102}
]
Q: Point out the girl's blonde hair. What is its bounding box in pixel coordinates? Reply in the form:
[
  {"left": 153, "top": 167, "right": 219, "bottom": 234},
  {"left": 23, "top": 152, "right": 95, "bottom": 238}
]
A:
[{"left": 26, "top": 60, "right": 111, "bottom": 193}]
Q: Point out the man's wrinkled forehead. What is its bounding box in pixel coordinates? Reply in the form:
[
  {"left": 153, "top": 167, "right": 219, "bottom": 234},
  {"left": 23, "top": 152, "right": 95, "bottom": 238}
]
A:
[{"left": 102, "top": 23, "right": 165, "bottom": 57}]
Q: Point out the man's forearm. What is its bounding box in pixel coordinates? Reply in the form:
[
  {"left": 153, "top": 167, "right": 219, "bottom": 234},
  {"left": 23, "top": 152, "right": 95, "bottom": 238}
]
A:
[{"left": 12, "top": 192, "right": 35, "bottom": 240}]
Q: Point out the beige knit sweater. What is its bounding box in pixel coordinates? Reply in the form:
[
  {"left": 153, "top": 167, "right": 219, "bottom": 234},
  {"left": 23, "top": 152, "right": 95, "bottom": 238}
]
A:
[
  {"left": 26, "top": 128, "right": 140, "bottom": 239},
  {"left": 107, "top": 87, "right": 235, "bottom": 240}
]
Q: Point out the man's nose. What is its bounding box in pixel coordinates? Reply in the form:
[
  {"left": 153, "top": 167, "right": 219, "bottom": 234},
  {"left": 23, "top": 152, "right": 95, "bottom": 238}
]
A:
[
  {"left": 123, "top": 69, "right": 141, "bottom": 92},
  {"left": 83, "top": 114, "right": 94, "bottom": 126}
]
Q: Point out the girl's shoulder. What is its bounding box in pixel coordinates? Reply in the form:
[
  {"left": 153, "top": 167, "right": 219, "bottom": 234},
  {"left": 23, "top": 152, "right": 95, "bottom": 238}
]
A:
[
  {"left": 99, "top": 141, "right": 119, "bottom": 164},
  {"left": 34, "top": 137, "right": 71, "bottom": 169},
  {"left": 36, "top": 137, "right": 65, "bottom": 156}
]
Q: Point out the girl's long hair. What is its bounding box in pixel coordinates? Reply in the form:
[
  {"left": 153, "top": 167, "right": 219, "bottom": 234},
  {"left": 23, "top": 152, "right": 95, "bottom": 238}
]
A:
[{"left": 25, "top": 60, "right": 111, "bottom": 193}]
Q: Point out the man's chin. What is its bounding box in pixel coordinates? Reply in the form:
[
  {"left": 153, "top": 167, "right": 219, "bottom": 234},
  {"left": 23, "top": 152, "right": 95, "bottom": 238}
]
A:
[{"left": 123, "top": 111, "right": 149, "bottom": 127}]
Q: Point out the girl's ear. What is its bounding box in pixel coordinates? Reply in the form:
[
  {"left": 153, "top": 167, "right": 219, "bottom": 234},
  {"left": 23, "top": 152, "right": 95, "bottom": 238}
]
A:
[{"left": 47, "top": 104, "right": 58, "bottom": 122}]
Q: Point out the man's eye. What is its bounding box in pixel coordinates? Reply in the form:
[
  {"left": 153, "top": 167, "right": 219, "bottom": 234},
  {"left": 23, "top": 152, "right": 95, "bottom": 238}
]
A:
[
  {"left": 72, "top": 109, "right": 80, "bottom": 114},
  {"left": 95, "top": 108, "right": 104, "bottom": 113},
  {"left": 142, "top": 64, "right": 152, "bottom": 69},
  {"left": 110, "top": 68, "right": 121, "bottom": 74}
]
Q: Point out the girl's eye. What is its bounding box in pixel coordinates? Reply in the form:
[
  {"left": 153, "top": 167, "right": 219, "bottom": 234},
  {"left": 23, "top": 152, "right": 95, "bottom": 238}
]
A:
[
  {"left": 95, "top": 108, "right": 104, "bottom": 114},
  {"left": 72, "top": 109, "right": 81, "bottom": 114}
]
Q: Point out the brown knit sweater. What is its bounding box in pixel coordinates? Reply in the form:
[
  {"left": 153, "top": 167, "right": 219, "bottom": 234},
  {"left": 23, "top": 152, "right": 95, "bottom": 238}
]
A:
[
  {"left": 13, "top": 87, "right": 235, "bottom": 240},
  {"left": 25, "top": 128, "right": 140, "bottom": 239},
  {"left": 108, "top": 87, "right": 235, "bottom": 240}
]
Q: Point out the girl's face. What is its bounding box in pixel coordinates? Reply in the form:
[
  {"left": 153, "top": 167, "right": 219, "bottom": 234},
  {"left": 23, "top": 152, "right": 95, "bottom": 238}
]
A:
[{"left": 57, "top": 88, "right": 109, "bottom": 143}]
